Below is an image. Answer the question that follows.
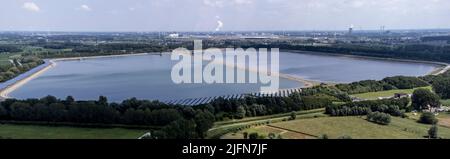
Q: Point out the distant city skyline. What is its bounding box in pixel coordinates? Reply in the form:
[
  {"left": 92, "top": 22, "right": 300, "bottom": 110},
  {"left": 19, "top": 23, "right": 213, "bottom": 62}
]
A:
[{"left": 1, "top": 0, "right": 450, "bottom": 32}]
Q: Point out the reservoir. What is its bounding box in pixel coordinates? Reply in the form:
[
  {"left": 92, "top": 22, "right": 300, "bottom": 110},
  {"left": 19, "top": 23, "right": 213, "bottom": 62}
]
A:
[
  {"left": 277, "top": 52, "right": 437, "bottom": 83},
  {"left": 8, "top": 52, "right": 438, "bottom": 101}
]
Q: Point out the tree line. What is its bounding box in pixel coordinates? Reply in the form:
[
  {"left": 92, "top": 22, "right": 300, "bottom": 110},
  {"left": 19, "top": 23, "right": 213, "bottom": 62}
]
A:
[
  {"left": 335, "top": 76, "right": 430, "bottom": 94},
  {"left": 325, "top": 98, "right": 410, "bottom": 117},
  {"left": 0, "top": 96, "right": 214, "bottom": 139},
  {"left": 326, "top": 86, "right": 445, "bottom": 118}
]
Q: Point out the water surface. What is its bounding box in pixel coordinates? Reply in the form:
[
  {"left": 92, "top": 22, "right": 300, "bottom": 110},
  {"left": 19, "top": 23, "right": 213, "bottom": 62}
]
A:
[
  {"left": 10, "top": 54, "right": 301, "bottom": 101},
  {"left": 277, "top": 52, "right": 437, "bottom": 83},
  {"left": 9, "top": 52, "right": 437, "bottom": 101}
]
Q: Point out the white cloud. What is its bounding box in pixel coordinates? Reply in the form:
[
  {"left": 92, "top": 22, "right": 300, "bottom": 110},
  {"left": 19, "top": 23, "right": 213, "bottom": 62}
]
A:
[
  {"left": 215, "top": 20, "right": 224, "bottom": 31},
  {"left": 22, "top": 2, "right": 40, "bottom": 12},
  {"left": 80, "top": 5, "right": 92, "bottom": 11}
]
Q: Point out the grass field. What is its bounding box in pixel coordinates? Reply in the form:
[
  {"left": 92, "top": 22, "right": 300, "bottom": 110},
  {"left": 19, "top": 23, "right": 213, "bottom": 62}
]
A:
[
  {"left": 267, "top": 116, "right": 450, "bottom": 139},
  {"left": 404, "top": 111, "right": 450, "bottom": 128},
  {"left": 0, "top": 124, "right": 149, "bottom": 139},
  {"left": 352, "top": 86, "right": 432, "bottom": 100},
  {"left": 208, "top": 109, "right": 327, "bottom": 139},
  {"left": 223, "top": 115, "right": 450, "bottom": 139}
]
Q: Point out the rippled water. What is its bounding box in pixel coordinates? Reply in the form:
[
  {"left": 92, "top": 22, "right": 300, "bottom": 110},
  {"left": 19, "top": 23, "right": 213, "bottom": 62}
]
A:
[
  {"left": 277, "top": 52, "right": 437, "bottom": 83},
  {"left": 9, "top": 52, "right": 437, "bottom": 101},
  {"left": 10, "top": 53, "right": 301, "bottom": 101}
]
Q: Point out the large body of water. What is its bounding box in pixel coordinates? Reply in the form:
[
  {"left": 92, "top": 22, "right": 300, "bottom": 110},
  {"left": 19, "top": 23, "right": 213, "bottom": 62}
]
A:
[
  {"left": 278, "top": 52, "right": 437, "bottom": 83},
  {"left": 9, "top": 52, "right": 438, "bottom": 101}
]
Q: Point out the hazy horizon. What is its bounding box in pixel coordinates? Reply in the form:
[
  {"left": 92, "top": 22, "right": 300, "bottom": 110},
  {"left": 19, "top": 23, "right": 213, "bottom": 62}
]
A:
[
  {"left": 1, "top": 0, "right": 450, "bottom": 32},
  {"left": 2, "top": 28, "right": 450, "bottom": 33}
]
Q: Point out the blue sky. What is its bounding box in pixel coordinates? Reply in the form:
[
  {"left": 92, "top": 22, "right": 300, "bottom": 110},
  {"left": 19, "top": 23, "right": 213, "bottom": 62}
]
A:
[{"left": 1, "top": 0, "right": 449, "bottom": 31}]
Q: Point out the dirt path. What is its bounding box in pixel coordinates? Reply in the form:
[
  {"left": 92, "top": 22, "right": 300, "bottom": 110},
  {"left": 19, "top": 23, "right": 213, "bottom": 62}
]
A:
[{"left": 266, "top": 125, "right": 318, "bottom": 138}]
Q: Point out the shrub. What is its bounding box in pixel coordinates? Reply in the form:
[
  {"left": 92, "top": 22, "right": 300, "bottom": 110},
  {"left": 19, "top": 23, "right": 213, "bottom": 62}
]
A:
[
  {"left": 419, "top": 112, "right": 438, "bottom": 124},
  {"left": 367, "top": 111, "right": 391, "bottom": 125},
  {"left": 249, "top": 133, "right": 259, "bottom": 139},
  {"left": 319, "top": 134, "right": 329, "bottom": 139},
  {"left": 289, "top": 111, "right": 296, "bottom": 120},
  {"left": 428, "top": 125, "right": 438, "bottom": 139},
  {"left": 338, "top": 135, "right": 352, "bottom": 139},
  {"left": 268, "top": 133, "right": 276, "bottom": 139},
  {"left": 243, "top": 132, "right": 248, "bottom": 139}
]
